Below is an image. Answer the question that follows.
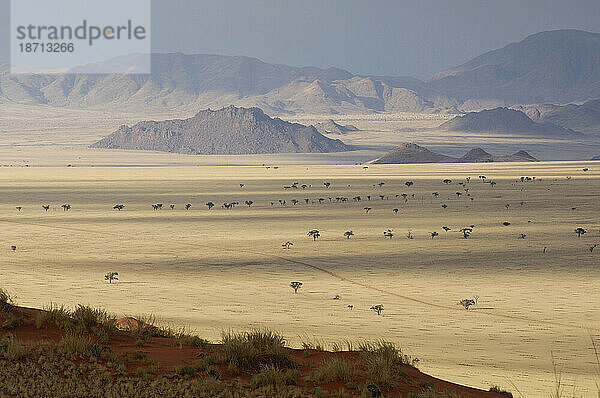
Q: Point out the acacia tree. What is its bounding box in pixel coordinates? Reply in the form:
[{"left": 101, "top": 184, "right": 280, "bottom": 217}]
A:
[
  {"left": 42, "top": 205, "right": 50, "bottom": 212},
  {"left": 113, "top": 204, "right": 125, "bottom": 211},
  {"left": 205, "top": 202, "right": 214, "bottom": 210},
  {"left": 307, "top": 230, "right": 321, "bottom": 241},
  {"left": 370, "top": 304, "right": 384, "bottom": 315},
  {"left": 105, "top": 272, "right": 119, "bottom": 284},
  {"left": 430, "top": 231, "right": 439, "bottom": 239},
  {"left": 290, "top": 281, "right": 303, "bottom": 293},
  {"left": 574, "top": 227, "right": 587, "bottom": 237},
  {"left": 458, "top": 298, "right": 477, "bottom": 310},
  {"left": 459, "top": 227, "right": 473, "bottom": 239},
  {"left": 344, "top": 231, "right": 354, "bottom": 239},
  {"left": 282, "top": 241, "right": 293, "bottom": 249},
  {"left": 245, "top": 200, "right": 253, "bottom": 207},
  {"left": 383, "top": 229, "right": 394, "bottom": 239}
]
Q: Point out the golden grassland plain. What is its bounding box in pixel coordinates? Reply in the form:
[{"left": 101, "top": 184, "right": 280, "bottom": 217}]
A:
[{"left": 0, "top": 162, "right": 599, "bottom": 397}]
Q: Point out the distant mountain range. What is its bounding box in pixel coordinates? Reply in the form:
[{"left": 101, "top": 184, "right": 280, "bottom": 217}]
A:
[
  {"left": 373, "top": 143, "right": 538, "bottom": 164},
  {"left": 2, "top": 30, "right": 600, "bottom": 114},
  {"left": 90, "top": 105, "right": 352, "bottom": 155},
  {"left": 438, "top": 107, "right": 583, "bottom": 137},
  {"left": 0, "top": 54, "right": 455, "bottom": 114},
  {"left": 427, "top": 29, "right": 600, "bottom": 106}
]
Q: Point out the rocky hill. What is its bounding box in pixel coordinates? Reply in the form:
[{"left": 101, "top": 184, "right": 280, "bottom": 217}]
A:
[
  {"left": 438, "top": 107, "right": 583, "bottom": 137},
  {"left": 313, "top": 119, "right": 359, "bottom": 135},
  {"left": 494, "top": 150, "right": 538, "bottom": 162},
  {"left": 90, "top": 106, "right": 353, "bottom": 155},
  {"left": 458, "top": 148, "right": 494, "bottom": 163},
  {"left": 373, "top": 143, "right": 538, "bottom": 164},
  {"left": 372, "top": 143, "right": 458, "bottom": 164}
]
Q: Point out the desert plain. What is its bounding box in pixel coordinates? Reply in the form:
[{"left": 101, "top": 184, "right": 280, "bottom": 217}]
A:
[{"left": 1, "top": 105, "right": 599, "bottom": 397}]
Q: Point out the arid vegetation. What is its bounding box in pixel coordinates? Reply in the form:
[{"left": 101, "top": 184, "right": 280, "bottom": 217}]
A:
[{"left": 0, "top": 291, "right": 507, "bottom": 398}]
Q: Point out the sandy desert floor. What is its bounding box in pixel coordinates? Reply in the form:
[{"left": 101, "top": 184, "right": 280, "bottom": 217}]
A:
[{"left": 0, "top": 161, "right": 599, "bottom": 397}]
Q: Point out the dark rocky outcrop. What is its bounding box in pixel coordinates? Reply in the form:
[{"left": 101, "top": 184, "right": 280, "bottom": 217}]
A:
[{"left": 91, "top": 106, "right": 353, "bottom": 155}]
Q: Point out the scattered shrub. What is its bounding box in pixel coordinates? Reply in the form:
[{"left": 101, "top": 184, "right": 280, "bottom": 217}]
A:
[
  {"left": 250, "top": 365, "right": 299, "bottom": 389},
  {"left": 221, "top": 329, "right": 297, "bottom": 372},
  {"left": 490, "top": 386, "right": 513, "bottom": 397},
  {"left": 310, "top": 358, "right": 358, "bottom": 383}
]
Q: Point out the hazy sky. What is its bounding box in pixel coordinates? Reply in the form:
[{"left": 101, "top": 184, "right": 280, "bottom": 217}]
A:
[{"left": 1, "top": 0, "right": 600, "bottom": 78}]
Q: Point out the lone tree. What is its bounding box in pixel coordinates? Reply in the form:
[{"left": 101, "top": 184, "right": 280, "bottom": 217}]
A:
[
  {"left": 393, "top": 208, "right": 399, "bottom": 214},
  {"left": 307, "top": 229, "right": 321, "bottom": 241},
  {"left": 364, "top": 207, "right": 372, "bottom": 213},
  {"left": 430, "top": 231, "right": 439, "bottom": 239},
  {"left": 282, "top": 241, "right": 293, "bottom": 249},
  {"left": 205, "top": 202, "right": 214, "bottom": 210},
  {"left": 16, "top": 206, "right": 22, "bottom": 211},
  {"left": 61, "top": 204, "right": 71, "bottom": 211},
  {"left": 574, "top": 227, "right": 587, "bottom": 237},
  {"left": 458, "top": 297, "right": 477, "bottom": 310},
  {"left": 245, "top": 200, "right": 253, "bottom": 207},
  {"left": 442, "top": 226, "right": 451, "bottom": 232},
  {"left": 42, "top": 205, "right": 50, "bottom": 212},
  {"left": 105, "top": 272, "right": 119, "bottom": 284},
  {"left": 185, "top": 203, "right": 192, "bottom": 210},
  {"left": 113, "top": 204, "right": 125, "bottom": 211},
  {"left": 459, "top": 227, "right": 473, "bottom": 239},
  {"left": 370, "top": 304, "right": 384, "bottom": 315},
  {"left": 290, "top": 281, "right": 303, "bottom": 293},
  {"left": 170, "top": 204, "right": 175, "bottom": 210},
  {"left": 344, "top": 231, "right": 354, "bottom": 239},
  {"left": 443, "top": 179, "right": 452, "bottom": 184},
  {"left": 432, "top": 192, "right": 439, "bottom": 198},
  {"left": 324, "top": 182, "right": 331, "bottom": 188},
  {"left": 383, "top": 229, "right": 394, "bottom": 239},
  {"left": 405, "top": 181, "right": 414, "bottom": 188}
]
